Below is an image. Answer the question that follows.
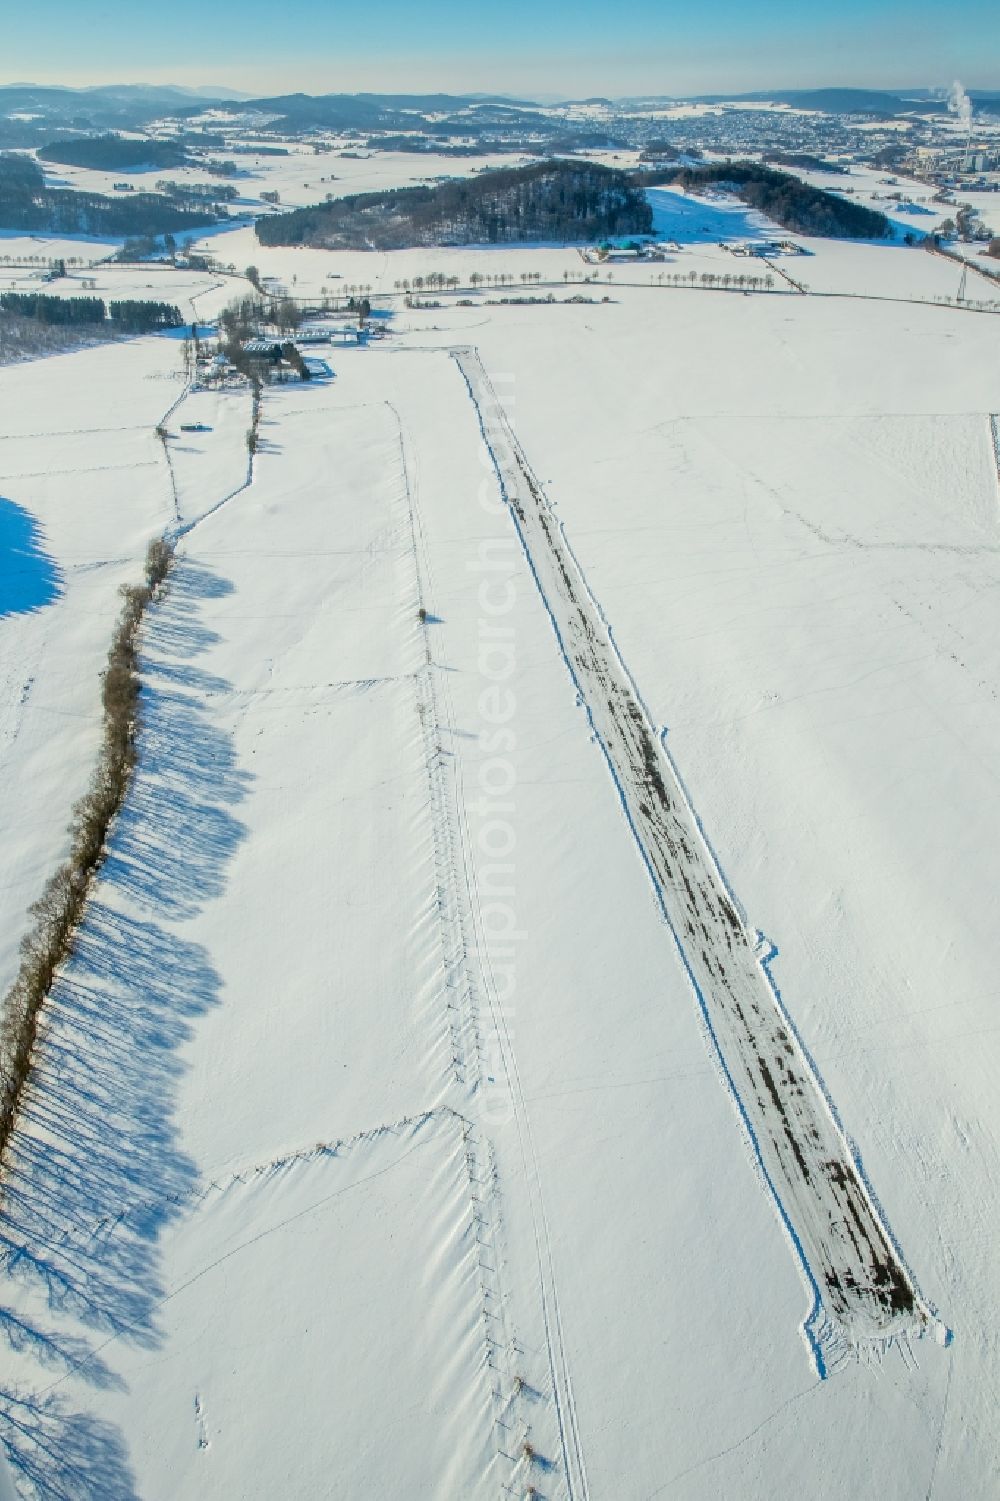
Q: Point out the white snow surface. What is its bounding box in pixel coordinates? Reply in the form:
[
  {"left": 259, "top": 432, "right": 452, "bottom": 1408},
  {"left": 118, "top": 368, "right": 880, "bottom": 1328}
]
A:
[{"left": 1, "top": 221, "right": 999, "bottom": 1501}]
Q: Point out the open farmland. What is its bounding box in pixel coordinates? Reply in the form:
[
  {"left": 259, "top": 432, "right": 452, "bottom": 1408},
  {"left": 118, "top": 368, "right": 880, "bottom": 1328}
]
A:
[{"left": 1, "top": 173, "right": 999, "bottom": 1501}]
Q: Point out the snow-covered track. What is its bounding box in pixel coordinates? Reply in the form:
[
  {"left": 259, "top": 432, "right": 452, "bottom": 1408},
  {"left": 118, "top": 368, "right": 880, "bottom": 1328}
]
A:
[{"left": 454, "top": 346, "right": 934, "bottom": 1369}]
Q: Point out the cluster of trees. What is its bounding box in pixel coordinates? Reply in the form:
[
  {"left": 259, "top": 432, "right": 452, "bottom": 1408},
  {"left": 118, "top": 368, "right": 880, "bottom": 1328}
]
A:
[
  {"left": 230, "top": 143, "right": 289, "bottom": 157},
  {"left": 114, "top": 235, "right": 168, "bottom": 262},
  {"left": 256, "top": 160, "right": 653, "bottom": 249},
  {"left": 33, "top": 190, "right": 211, "bottom": 237},
  {"left": 0, "top": 153, "right": 43, "bottom": 193},
  {"left": 156, "top": 178, "right": 240, "bottom": 203},
  {"left": 268, "top": 295, "right": 303, "bottom": 333},
  {"left": 107, "top": 299, "right": 183, "bottom": 331},
  {"left": 279, "top": 341, "right": 311, "bottom": 379},
  {"left": 38, "top": 133, "right": 189, "bottom": 171},
  {"left": 364, "top": 134, "right": 452, "bottom": 154},
  {"left": 176, "top": 131, "right": 227, "bottom": 149},
  {"left": 639, "top": 140, "right": 680, "bottom": 162},
  {"left": 218, "top": 292, "right": 301, "bottom": 343},
  {"left": 763, "top": 152, "right": 847, "bottom": 174},
  {"left": 0, "top": 291, "right": 183, "bottom": 330},
  {"left": 936, "top": 204, "right": 993, "bottom": 243},
  {"left": 642, "top": 162, "right": 891, "bottom": 239},
  {"left": 0, "top": 309, "right": 118, "bottom": 363},
  {"left": 1, "top": 292, "right": 104, "bottom": 324},
  {"left": 218, "top": 294, "right": 268, "bottom": 344}
]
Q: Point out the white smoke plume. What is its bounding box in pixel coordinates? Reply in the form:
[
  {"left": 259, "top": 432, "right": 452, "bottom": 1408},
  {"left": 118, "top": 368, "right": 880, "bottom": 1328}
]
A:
[{"left": 948, "top": 79, "right": 973, "bottom": 131}]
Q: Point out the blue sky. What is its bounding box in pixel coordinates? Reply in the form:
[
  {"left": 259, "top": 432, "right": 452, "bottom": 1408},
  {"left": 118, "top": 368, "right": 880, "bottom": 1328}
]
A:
[{"left": 5, "top": 0, "right": 998, "bottom": 97}]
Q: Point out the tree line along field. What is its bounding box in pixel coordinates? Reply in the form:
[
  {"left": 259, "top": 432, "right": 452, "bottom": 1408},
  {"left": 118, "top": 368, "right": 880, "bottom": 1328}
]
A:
[
  {"left": 0, "top": 292, "right": 184, "bottom": 330},
  {"left": 0, "top": 292, "right": 185, "bottom": 362}
]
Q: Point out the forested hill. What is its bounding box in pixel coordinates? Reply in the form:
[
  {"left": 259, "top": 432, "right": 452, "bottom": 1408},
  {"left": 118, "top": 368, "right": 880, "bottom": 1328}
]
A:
[
  {"left": 256, "top": 160, "right": 653, "bottom": 248},
  {"left": 38, "top": 134, "right": 190, "bottom": 171},
  {"left": 643, "top": 162, "right": 892, "bottom": 239},
  {"left": 0, "top": 153, "right": 217, "bottom": 237}
]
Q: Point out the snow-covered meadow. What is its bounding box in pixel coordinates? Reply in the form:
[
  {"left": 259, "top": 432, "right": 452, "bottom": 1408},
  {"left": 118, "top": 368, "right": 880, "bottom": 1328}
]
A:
[
  {"left": 30, "top": 142, "right": 532, "bottom": 217},
  {"left": 1, "top": 188, "right": 1000, "bottom": 1500}
]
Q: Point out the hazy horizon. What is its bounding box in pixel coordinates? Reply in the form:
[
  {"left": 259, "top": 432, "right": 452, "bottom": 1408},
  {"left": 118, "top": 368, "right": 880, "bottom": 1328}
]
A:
[
  {"left": 3, "top": 76, "right": 1000, "bottom": 105},
  {"left": 5, "top": 0, "right": 998, "bottom": 102}
]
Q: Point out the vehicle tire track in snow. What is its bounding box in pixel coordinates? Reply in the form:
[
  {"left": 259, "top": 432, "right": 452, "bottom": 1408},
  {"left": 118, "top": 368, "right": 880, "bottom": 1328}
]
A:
[{"left": 453, "top": 346, "right": 936, "bottom": 1371}]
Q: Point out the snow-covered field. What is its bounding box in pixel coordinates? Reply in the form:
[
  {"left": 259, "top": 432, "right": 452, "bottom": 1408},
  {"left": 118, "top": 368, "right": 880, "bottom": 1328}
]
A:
[
  {"left": 0, "top": 231, "right": 119, "bottom": 269},
  {"left": 6, "top": 153, "right": 997, "bottom": 314},
  {"left": 783, "top": 238, "right": 993, "bottom": 300},
  {"left": 789, "top": 163, "right": 1000, "bottom": 241},
  {"left": 32, "top": 145, "right": 531, "bottom": 216},
  {"left": 2, "top": 205, "right": 1000, "bottom": 1500}
]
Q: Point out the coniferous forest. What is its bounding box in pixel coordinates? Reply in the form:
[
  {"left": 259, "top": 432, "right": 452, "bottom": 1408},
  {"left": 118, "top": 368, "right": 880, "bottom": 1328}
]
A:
[
  {"left": 0, "top": 292, "right": 183, "bottom": 330},
  {"left": 643, "top": 162, "right": 892, "bottom": 238},
  {"left": 37, "top": 134, "right": 190, "bottom": 171},
  {"left": 256, "top": 160, "right": 654, "bottom": 248}
]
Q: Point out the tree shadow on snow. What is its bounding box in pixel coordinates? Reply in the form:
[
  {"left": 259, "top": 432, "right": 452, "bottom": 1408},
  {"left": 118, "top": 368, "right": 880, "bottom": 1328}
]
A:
[
  {"left": 0, "top": 558, "right": 251, "bottom": 1499},
  {"left": 0, "top": 1389, "right": 136, "bottom": 1501},
  {"left": 0, "top": 497, "right": 62, "bottom": 620}
]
